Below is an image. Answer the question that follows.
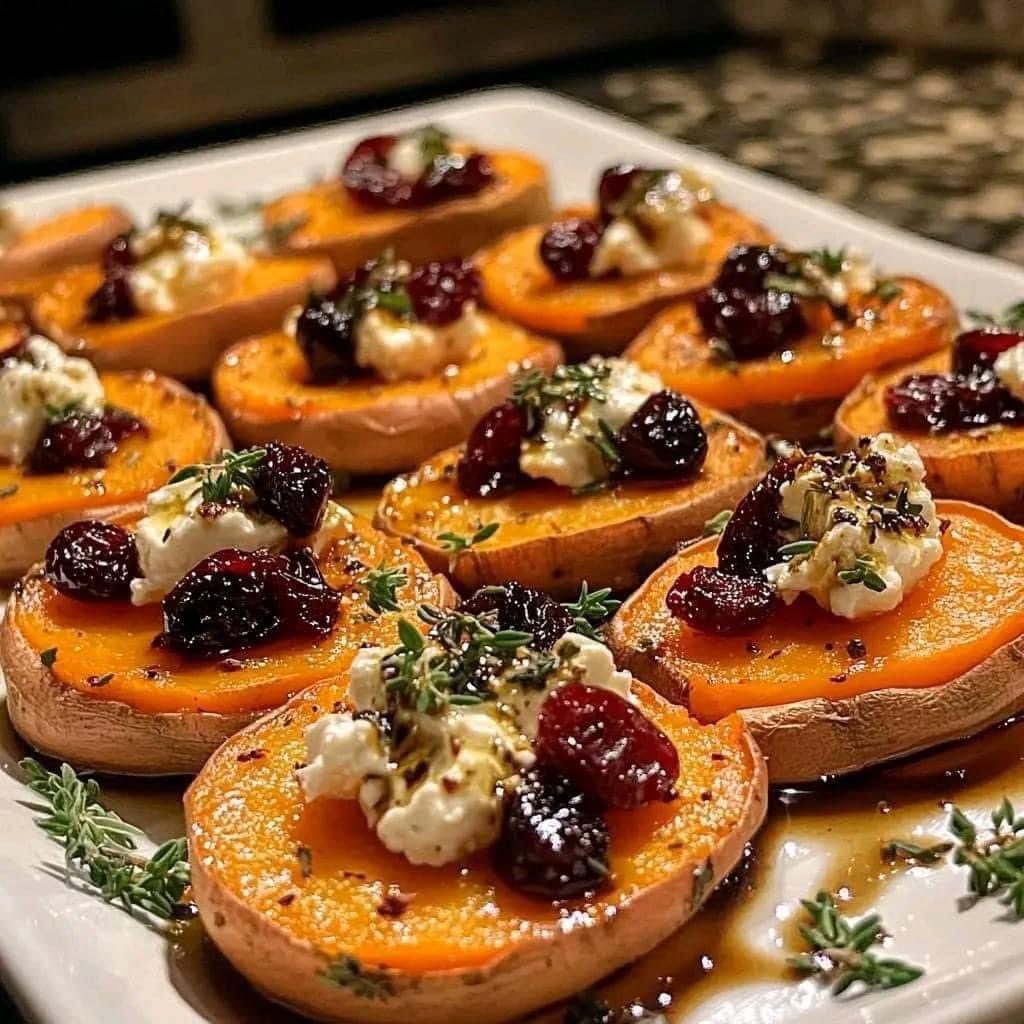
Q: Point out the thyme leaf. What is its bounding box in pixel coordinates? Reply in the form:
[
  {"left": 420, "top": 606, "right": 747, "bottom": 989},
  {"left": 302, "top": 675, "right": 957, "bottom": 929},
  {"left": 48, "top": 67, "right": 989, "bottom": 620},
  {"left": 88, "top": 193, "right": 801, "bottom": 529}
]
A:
[
  {"left": 168, "top": 447, "right": 266, "bottom": 504},
  {"left": 949, "top": 800, "right": 1024, "bottom": 917},
  {"left": 703, "top": 509, "right": 733, "bottom": 536},
  {"left": 837, "top": 553, "right": 887, "bottom": 592},
  {"left": 319, "top": 954, "right": 394, "bottom": 1000},
  {"left": 881, "top": 838, "right": 953, "bottom": 866},
  {"left": 437, "top": 521, "right": 499, "bottom": 554},
  {"left": 360, "top": 562, "right": 408, "bottom": 614},
  {"left": 563, "top": 582, "right": 620, "bottom": 639}
]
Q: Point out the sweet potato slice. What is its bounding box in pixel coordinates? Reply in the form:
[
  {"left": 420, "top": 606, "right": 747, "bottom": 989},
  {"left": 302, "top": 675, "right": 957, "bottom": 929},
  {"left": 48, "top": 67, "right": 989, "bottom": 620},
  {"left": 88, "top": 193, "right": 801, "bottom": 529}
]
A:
[
  {"left": 626, "top": 277, "right": 957, "bottom": 441},
  {"left": 0, "top": 372, "right": 228, "bottom": 580},
  {"left": 184, "top": 676, "right": 766, "bottom": 1024},
  {"left": 834, "top": 350, "right": 1024, "bottom": 516},
  {"left": 213, "top": 316, "right": 564, "bottom": 474},
  {"left": 30, "top": 256, "right": 335, "bottom": 380},
  {"left": 608, "top": 501, "right": 1024, "bottom": 782},
  {"left": 264, "top": 151, "right": 551, "bottom": 273},
  {"left": 375, "top": 406, "right": 766, "bottom": 597},
  {"left": 0, "top": 205, "right": 132, "bottom": 291},
  {"left": 477, "top": 203, "right": 773, "bottom": 357},
  {"left": 0, "top": 513, "right": 452, "bottom": 774}
]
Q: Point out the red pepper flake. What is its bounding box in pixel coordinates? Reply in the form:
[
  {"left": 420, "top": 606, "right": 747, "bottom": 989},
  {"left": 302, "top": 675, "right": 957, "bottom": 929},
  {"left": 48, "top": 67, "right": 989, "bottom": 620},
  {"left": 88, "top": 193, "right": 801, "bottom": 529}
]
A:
[
  {"left": 745, "top": 642, "right": 762, "bottom": 656},
  {"left": 830, "top": 672, "right": 848, "bottom": 683},
  {"left": 278, "top": 891, "right": 298, "bottom": 907},
  {"left": 377, "top": 885, "right": 415, "bottom": 918},
  {"left": 767, "top": 649, "right": 783, "bottom": 660},
  {"left": 87, "top": 673, "right": 114, "bottom": 688},
  {"left": 219, "top": 657, "right": 245, "bottom": 673},
  {"left": 143, "top": 665, "right": 166, "bottom": 680},
  {"left": 939, "top": 518, "right": 951, "bottom": 535},
  {"left": 296, "top": 844, "right": 313, "bottom": 879},
  {"left": 710, "top": 752, "right": 726, "bottom": 761},
  {"left": 823, "top": 641, "right": 835, "bottom": 652},
  {"left": 846, "top": 638, "right": 867, "bottom": 659},
  {"left": 236, "top": 748, "right": 267, "bottom": 763}
]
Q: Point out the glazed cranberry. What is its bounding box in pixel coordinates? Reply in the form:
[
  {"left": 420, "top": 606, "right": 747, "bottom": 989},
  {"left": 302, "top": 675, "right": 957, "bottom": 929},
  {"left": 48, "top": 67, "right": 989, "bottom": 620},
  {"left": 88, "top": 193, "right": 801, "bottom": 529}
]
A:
[
  {"left": 414, "top": 151, "right": 494, "bottom": 204},
  {"left": 712, "top": 244, "right": 792, "bottom": 293},
  {"left": 493, "top": 769, "right": 610, "bottom": 900},
  {"left": 460, "top": 582, "right": 573, "bottom": 651},
  {"left": 250, "top": 442, "right": 332, "bottom": 536},
  {"left": 717, "top": 454, "right": 800, "bottom": 578},
  {"left": 695, "top": 285, "right": 806, "bottom": 361},
  {"left": 294, "top": 293, "right": 360, "bottom": 383},
  {"left": 160, "top": 549, "right": 282, "bottom": 657},
  {"left": 28, "top": 409, "right": 146, "bottom": 475},
  {"left": 596, "top": 163, "right": 641, "bottom": 222},
  {"left": 457, "top": 401, "right": 529, "bottom": 497},
  {"left": 45, "top": 521, "right": 139, "bottom": 602},
  {"left": 539, "top": 218, "right": 603, "bottom": 282},
  {"left": 884, "top": 372, "right": 1024, "bottom": 433},
  {"left": 405, "top": 260, "right": 481, "bottom": 326},
  {"left": 615, "top": 390, "right": 708, "bottom": 480},
  {"left": 667, "top": 564, "right": 780, "bottom": 635},
  {"left": 951, "top": 328, "right": 1024, "bottom": 377},
  {"left": 266, "top": 548, "right": 340, "bottom": 637},
  {"left": 536, "top": 683, "right": 678, "bottom": 808},
  {"left": 85, "top": 234, "right": 137, "bottom": 323}
]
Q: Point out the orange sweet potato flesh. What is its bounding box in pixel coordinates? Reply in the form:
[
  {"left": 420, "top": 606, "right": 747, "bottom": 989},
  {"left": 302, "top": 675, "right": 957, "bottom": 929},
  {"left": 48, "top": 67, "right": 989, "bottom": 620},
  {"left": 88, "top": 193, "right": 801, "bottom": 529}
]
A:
[
  {"left": 835, "top": 350, "right": 1024, "bottom": 516},
  {"left": 626, "top": 277, "right": 957, "bottom": 410},
  {"left": 0, "top": 372, "right": 221, "bottom": 529},
  {"left": 612, "top": 501, "right": 1024, "bottom": 722},
  {"left": 213, "top": 315, "right": 558, "bottom": 421},
  {"left": 186, "top": 677, "right": 757, "bottom": 972},
  {"left": 10, "top": 514, "right": 447, "bottom": 716},
  {"left": 477, "top": 203, "right": 773, "bottom": 339}
]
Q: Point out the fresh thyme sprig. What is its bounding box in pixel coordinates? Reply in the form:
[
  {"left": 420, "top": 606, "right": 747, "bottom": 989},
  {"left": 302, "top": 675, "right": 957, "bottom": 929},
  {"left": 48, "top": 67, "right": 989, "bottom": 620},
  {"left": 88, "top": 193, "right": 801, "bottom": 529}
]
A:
[
  {"left": 703, "top": 508, "right": 733, "bottom": 536},
  {"left": 949, "top": 800, "right": 1024, "bottom": 917},
  {"left": 881, "top": 838, "right": 953, "bottom": 866},
  {"left": 837, "top": 554, "right": 888, "bottom": 592},
  {"left": 360, "top": 562, "right": 408, "bottom": 614},
  {"left": 437, "top": 521, "right": 499, "bottom": 555},
  {"left": 168, "top": 447, "right": 266, "bottom": 504},
  {"left": 415, "top": 124, "right": 451, "bottom": 165},
  {"left": 788, "top": 890, "right": 923, "bottom": 995},
  {"left": 870, "top": 279, "right": 903, "bottom": 304},
  {"left": 20, "top": 758, "right": 190, "bottom": 920},
  {"left": 563, "top": 582, "right": 621, "bottom": 639},
  {"left": 512, "top": 360, "right": 613, "bottom": 431},
  {"left": 966, "top": 299, "right": 1024, "bottom": 331},
  {"left": 587, "top": 418, "right": 621, "bottom": 469}
]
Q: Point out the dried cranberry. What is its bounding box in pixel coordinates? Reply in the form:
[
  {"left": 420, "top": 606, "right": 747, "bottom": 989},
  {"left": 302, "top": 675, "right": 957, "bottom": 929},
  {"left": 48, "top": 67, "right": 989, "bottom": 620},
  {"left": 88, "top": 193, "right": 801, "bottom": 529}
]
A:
[
  {"left": 294, "top": 292, "right": 361, "bottom": 383},
  {"left": 667, "top": 564, "right": 780, "bottom": 635},
  {"left": 536, "top": 683, "right": 678, "bottom": 808},
  {"left": 405, "top": 260, "right": 481, "bottom": 326},
  {"left": 85, "top": 234, "right": 137, "bottom": 323},
  {"left": 457, "top": 401, "right": 529, "bottom": 497},
  {"left": 266, "top": 548, "right": 339, "bottom": 637},
  {"left": 597, "top": 164, "right": 641, "bottom": 222},
  {"left": 414, "top": 151, "right": 493, "bottom": 204},
  {"left": 539, "top": 218, "right": 603, "bottom": 282},
  {"left": 717, "top": 455, "right": 800, "bottom": 578},
  {"left": 615, "top": 390, "right": 708, "bottom": 480},
  {"left": 250, "top": 442, "right": 332, "bottom": 536},
  {"left": 493, "top": 769, "right": 610, "bottom": 900},
  {"left": 884, "top": 372, "right": 1024, "bottom": 433},
  {"left": 45, "top": 521, "right": 139, "bottom": 602},
  {"left": 695, "top": 285, "right": 806, "bottom": 361},
  {"left": 459, "top": 582, "right": 573, "bottom": 651},
  {"left": 161, "top": 549, "right": 281, "bottom": 657},
  {"left": 712, "top": 244, "right": 791, "bottom": 293},
  {"left": 28, "top": 409, "right": 146, "bottom": 475},
  {"left": 951, "top": 328, "right": 1024, "bottom": 377}
]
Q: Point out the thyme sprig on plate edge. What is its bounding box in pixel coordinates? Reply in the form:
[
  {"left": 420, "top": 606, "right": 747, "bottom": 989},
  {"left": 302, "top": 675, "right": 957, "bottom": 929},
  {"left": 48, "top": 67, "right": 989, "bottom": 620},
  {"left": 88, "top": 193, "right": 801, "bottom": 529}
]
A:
[{"left": 20, "top": 758, "right": 191, "bottom": 921}]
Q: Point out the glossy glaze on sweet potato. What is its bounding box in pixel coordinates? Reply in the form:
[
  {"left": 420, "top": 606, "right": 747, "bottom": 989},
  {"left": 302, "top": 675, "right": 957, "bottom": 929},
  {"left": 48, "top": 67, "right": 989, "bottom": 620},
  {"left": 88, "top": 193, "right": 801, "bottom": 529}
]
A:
[
  {"left": 835, "top": 350, "right": 1024, "bottom": 516},
  {"left": 213, "top": 316, "right": 564, "bottom": 474},
  {"left": 375, "top": 406, "right": 766, "bottom": 597}
]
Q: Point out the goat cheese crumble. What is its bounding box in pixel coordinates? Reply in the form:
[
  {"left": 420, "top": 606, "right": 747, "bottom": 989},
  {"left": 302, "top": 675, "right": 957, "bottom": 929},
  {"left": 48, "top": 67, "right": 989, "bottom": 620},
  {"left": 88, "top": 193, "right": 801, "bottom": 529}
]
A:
[
  {"left": 298, "top": 629, "right": 635, "bottom": 866},
  {"left": 519, "top": 357, "right": 663, "bottom": 489},
  {"left": 0, "top": 336, "right": 105, "bottom": 464},
  {"left": 765, "top": 434, "right": 942, "bottom": 618}
]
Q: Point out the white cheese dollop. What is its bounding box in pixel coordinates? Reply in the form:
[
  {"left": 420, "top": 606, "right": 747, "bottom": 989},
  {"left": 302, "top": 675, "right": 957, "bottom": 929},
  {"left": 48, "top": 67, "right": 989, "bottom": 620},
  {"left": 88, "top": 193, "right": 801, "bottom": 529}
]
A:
[
  {"left": 0, "top": 336, "right": 105, "bottom": 464},
  {"left": 764, "top": 434, "right": 943, "bottom": 619},
  {"left": 386, "top": 134, "right": 429, "bottom": 179},
  {"left": 130, "top": 475, "right": 287, "bottom": 605},
  {"left": 354, "top": 304, "right": 485, "bottom": 381},
  {"left": 519, "top": 358, "right": 663, "bottom": 489},
  {"left": 797, "top": 249, "right": 877, "bottom": 307},
  {"left": 995, "top": 342, "right": 1024, "bottom": 401}
]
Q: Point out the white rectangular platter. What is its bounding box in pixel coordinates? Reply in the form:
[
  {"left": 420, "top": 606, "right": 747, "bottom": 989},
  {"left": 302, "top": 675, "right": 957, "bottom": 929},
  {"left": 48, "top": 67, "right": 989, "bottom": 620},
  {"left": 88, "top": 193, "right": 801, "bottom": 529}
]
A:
[{"left": 3, "top": 86, "right": 1024, "bottom": 1024}]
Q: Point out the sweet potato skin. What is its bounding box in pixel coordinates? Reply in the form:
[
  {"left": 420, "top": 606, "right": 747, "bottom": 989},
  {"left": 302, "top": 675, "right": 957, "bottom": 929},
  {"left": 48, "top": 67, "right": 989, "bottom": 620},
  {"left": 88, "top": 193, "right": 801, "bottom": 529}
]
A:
[
  {"left": 477, "top": 203, "right": 774, "bottom": 356},
  {"left": 834, "top": 350, "right": 1024, "bottom": 517},
  {"left": 184, "top": 678, "right": 767, "bottom": 1023},
  {"left": 608, "top": 501, "right": 1024, "bottom": 781},
  {"left": 264, "top": 151, "right": 551, "bottom": 273},
  {"left": 213, "top": 318, "right": 564, "bottom": 474},
  {"left": 31, "top": 256, "right": 336, "bottom": 380},
  {"left": 375, "top": 407, "right": 767, "bottom": 597}
]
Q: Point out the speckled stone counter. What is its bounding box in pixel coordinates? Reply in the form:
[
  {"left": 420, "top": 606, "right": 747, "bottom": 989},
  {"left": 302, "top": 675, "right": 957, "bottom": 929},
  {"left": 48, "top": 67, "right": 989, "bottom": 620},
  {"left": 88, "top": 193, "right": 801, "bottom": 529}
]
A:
[{"left": 557, "top": 45, "right": 1024, "bottom": 265}]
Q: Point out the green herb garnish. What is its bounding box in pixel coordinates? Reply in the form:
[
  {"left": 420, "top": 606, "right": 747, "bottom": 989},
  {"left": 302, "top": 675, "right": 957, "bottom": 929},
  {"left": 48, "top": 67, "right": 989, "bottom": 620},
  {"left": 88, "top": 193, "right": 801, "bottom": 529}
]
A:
[
  {"left": 837, "top": 554, "right": 887, "bottom": 592},
  {"left": 360, "top": 562, "right": 408, "bottom": 614},
  {"left": 881, "top": 838, "right": 953, "bottom": 866},
  {"left": 949, "top": 800, "right": 1024, "bottom": 917},
  {"left": 967, "top": 299, "right": 1024, "bottom": 331},
  {"left": 416, "top": 124, "right": 451, "bottom": 165},
  {"left": 871, "top": 279, "right": 903, "bottom": 304},
  {"left": 788, "top": 890, "right": 923, "bottom": 995},
  {"left": 703, "top": 509, "right": 733, "bottom": 536},
  {"left": 320, "top": 954, "right": 394, "bottom": 1000},
  {"left": 437, "top": 521, "right": 499, "bottom": 555},
  {"left": 778, "top": 539, "right": 818, "bottom": 560},
  {"left": 563, "top": 582, "right": 621, "bottom": 639},
  {"left": 168, "top": 448, "right": 266, "bottom": 504},
  {"left": 588, "top": 418, "right": 621, "bottom": 468},
  {"left": 512, "top": 360, "right": 613, "bottom": 431}
]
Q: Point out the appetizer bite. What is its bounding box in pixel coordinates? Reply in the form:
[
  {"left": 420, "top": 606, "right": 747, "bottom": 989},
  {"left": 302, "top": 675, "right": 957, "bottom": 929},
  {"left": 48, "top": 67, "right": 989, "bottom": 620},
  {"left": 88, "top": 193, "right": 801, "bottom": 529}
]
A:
[
  {"left": 477, "top": 164, "right": 773, "bottom": 356},
  {"left": 627, "top": 244, "right": 957, "bottom": 442},
  {"left": 185, "top": 585, "right": 767, "bottom": 1023},
  {"left": 214, "top": 252, "right": 562, "bottom": 474},
  {"left": 610, "top": 434, "right": 1024, "bottom": 782},
  {"left": 376, "top": 356, "right": 766, "bottom": 596},
  {"left": 30, "top": 209, "right": 335, "bottom": 380},
  {"left": 0, "top": 442, "right": 449, "bottom": 774},
  {"left": 836, "top": 304, "right": 1024, "bottom": 516},
  {"left": 264, "top": 124, "right": 551, "bottom": 272},
  {"left": 0, "top": 327, "right": 227, "bottom": 579},
  {"left": 0, "top": 203, "right": 132, "bottom": 290}
]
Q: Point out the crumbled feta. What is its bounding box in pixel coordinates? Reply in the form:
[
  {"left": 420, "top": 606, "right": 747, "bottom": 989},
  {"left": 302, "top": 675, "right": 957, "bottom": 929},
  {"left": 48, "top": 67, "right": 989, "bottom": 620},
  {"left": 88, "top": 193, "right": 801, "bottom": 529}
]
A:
[
  {"left": 130, "top": 474, "right": 287, "bottom": 605},
  {"left": 387, "top": 134, "right": 429, "bottom": 179},
  {"left": 131, "top": 225, "right": 249, "bottom": 315},
  {"left": 354, "top": 304, "right": 484, "bottom": 381},
  {"left": 0, "top": 336, "right": 104, "bottom": 464},
  {"left": 590, "top": 168, "right": 712, "bottom": 279},
  {"left": 995, "top": 342, "right": 1024, "bottom": 401},
  {"left": 796, "top": 249, "right": 877, "bottom": 307},
  {"left": 300, "top": 716, "right": 387, "bottom": 802},
  {"left": 765, "top": 434, "right": 942, "bottom": 618},
  {"left": 519, "top": 357, "right": 663, "bottom": 489}
]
